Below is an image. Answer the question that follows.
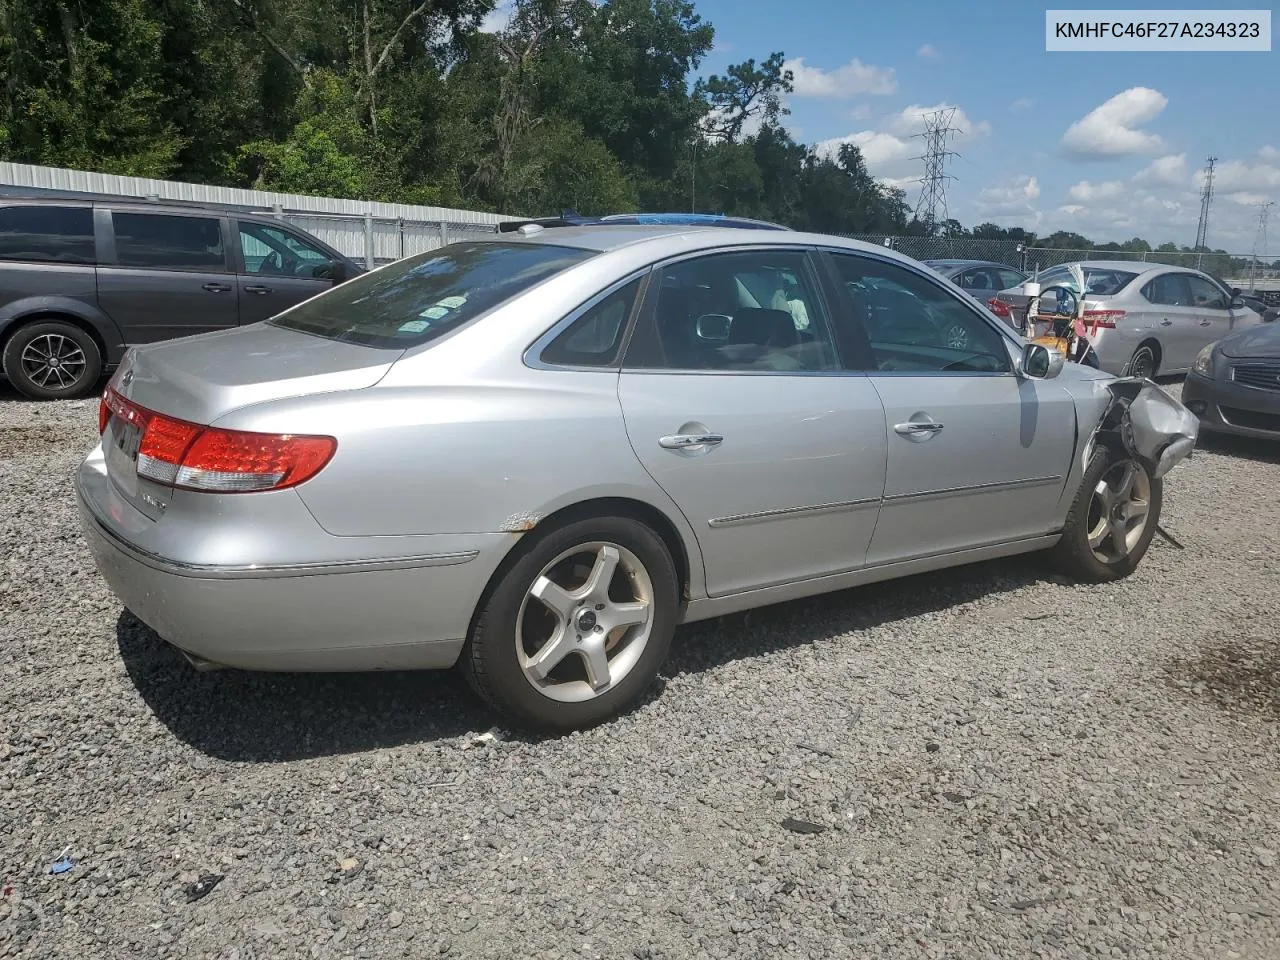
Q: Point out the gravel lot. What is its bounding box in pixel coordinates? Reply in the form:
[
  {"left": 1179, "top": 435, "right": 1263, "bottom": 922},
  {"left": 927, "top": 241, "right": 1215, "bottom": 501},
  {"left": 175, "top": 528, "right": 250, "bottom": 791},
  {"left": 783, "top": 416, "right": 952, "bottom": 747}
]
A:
[{"left": 2, "top": 381, "right": 1278, "bottom": 960}]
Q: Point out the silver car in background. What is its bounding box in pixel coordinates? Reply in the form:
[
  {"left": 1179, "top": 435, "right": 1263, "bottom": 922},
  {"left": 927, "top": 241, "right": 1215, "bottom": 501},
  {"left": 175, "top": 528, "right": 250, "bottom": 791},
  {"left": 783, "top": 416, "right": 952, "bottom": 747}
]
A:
[
  {"left": 992, "top": 261, "right": 1263, "bottom": 378},
  {"left": 76, "top": 226, "right": 1197, "bottom": 732}
]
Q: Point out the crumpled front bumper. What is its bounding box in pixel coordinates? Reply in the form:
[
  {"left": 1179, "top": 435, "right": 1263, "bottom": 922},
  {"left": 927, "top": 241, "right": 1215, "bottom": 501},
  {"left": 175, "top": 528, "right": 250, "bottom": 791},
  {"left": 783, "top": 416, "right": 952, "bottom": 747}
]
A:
[{"left": 1105, "top": 377, "right": 1199, "bottom": 479}]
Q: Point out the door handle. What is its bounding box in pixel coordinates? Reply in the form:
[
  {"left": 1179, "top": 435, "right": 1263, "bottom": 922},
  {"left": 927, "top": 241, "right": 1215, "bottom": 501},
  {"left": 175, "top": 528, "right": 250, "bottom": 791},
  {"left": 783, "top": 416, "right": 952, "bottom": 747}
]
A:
[
  {"left": 659, "top": 433, "right": 724, "bottom": 449},
  {"left": 201, "top": 282, "right": 231, "bottom": 293},
  {"left": 1199, "top": 319, "right": 1212, "bottom": 326},
  {"left": 894, "top": 421, "right": 945, "bottom": 436},
  {"left": 1159, "top": 318, "right": 1173, "bottom": 326},
  {"left": 243, "top": 284, "right": 272, "bottom": 295}
]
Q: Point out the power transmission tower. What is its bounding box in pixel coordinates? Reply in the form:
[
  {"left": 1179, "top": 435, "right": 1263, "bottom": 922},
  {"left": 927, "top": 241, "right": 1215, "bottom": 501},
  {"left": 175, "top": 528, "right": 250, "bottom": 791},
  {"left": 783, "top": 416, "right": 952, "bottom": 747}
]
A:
[
  {"left": 1193, "top": 156, "right": 1216, "bottom": 268},
  {"left": 912, "top": 108, "right": 961, "bottom": 236},
  {"left": 1249, "top": 200, "right": 1273, "bottom": 292}
]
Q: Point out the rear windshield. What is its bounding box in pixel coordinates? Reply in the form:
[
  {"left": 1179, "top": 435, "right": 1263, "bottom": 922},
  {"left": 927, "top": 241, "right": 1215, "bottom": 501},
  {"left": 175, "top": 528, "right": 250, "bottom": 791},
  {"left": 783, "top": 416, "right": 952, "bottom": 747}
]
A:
[
  {"left": 1037, "top": 265, "right": 1138, "bottom": 296},
  {"left": 270, "top": 241, "right": 594, "bottom": 347}
]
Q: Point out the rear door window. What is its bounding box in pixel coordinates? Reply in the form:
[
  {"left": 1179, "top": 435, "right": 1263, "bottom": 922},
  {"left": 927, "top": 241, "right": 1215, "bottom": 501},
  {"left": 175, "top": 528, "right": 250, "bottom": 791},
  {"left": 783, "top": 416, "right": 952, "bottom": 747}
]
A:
[
  {"left": 270, "top": 241, "right": 594, "bottom": 348},
  {"left": 0, "top": 206, "right": 95, "bottom": 264},
  {"left": 1143, "top": 273, "right": 1193, "bottom": 306},
  {"left": 112, "top": 213, "right": 227, "bottom": 272}
]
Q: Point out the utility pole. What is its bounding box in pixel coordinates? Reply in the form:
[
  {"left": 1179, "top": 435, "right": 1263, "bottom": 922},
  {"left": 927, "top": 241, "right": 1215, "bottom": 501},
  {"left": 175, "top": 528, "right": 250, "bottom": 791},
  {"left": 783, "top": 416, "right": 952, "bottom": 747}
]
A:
[
  {"left": 911, "top": 108, "right": 961, "bottom": 236},
  {"left": 1249, "top": 200, "right": 1273, "bottom": 292},
  {"left": 1194, "top": 156, "right": 1216, "bottom": 269}
]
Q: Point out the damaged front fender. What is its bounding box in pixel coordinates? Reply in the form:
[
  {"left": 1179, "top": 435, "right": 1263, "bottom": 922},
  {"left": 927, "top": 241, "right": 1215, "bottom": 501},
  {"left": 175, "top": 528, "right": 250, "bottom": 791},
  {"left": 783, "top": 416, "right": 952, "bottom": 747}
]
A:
[{"left": 1093, "top": 377, "right": 1199, "bottom": 479}]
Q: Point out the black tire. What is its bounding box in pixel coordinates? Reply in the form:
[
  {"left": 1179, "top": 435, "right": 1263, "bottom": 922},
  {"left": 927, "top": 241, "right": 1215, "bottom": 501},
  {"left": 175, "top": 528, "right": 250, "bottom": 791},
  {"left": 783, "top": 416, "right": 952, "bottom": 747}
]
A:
[
  {"left": 1126, "top": 341, "right": 1159, "bottom": 380},
  {"left": 462, "top": 515, "right": 680, "bottom": 733},
  {"left": 1049, "top": 446, "right": 1162, "bottom": 583},
  {"left": 2, "top": 320, "right": 102, "bottom": 400}
]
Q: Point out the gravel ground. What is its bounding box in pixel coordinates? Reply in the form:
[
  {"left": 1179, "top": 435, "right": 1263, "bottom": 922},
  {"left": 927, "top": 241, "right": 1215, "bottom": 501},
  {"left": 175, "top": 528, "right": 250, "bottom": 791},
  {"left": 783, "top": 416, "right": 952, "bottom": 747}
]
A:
[{"left": 2, "top": 381, "right": 1279, "bottom": 960}]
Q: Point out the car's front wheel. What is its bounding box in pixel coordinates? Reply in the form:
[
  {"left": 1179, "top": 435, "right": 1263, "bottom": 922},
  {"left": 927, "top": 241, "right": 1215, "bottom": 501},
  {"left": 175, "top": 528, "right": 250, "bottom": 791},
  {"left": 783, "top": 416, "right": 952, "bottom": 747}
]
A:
[
  {"left": 1049, "top": 448, "right": 1162, "bottom": 582},
  {"left": 462, "top": 516, "right": 680, "bottom": 733}
]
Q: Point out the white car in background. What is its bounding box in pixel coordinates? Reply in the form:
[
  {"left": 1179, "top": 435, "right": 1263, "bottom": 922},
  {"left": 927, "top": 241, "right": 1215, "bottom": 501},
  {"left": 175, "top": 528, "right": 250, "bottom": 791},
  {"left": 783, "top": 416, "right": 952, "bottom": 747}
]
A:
[{"left": 990, "top": 261, "right": 1264, "bottom": 378}]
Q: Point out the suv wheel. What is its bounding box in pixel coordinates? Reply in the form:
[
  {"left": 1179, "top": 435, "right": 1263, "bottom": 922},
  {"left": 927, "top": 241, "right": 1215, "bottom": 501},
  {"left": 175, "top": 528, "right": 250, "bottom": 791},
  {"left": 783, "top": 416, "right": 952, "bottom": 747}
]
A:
[{"left": 2, "top": 321, "right": 102, "bottom": 400}]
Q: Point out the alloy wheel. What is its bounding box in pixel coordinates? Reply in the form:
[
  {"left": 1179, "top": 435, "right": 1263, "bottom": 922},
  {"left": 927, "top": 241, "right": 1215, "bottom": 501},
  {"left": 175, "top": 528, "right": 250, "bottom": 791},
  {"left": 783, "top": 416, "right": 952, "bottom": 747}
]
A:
[
  {"left": 944, "top": 323, "right": 971, "bottom": 351},
  {"left": 515, "top": 541, "right": 654, "bottom": 703},
  {"left": 1086, "top": 460, "right": 1152, "bottom": 564},
  {"left": 20, "top": 334, "right": 88, "bottom": 390}
]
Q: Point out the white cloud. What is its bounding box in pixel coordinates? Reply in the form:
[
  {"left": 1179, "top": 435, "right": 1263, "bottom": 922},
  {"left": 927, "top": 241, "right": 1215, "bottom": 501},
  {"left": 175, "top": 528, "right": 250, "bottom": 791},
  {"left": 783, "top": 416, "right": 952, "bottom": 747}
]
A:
[
  {"left": 783, "top": 57, "right": 898, "bottom": 98},
  {"left": 1212, "top": 158, "right": 1280, "bottom": 194},
  {"left": 916, "top": 44, "right": 938, "bottom": 58},
  {"left": 1061, "top": 87, "right": 1167, "bottom": 159},
  {"left": 1133, "top": 153, "right": 1188, "bottom": 188},
  {"left": 1010, "top": 97, "right": 1034, "bottom": 111},
  {"left": 815, "top": 130, "right": 913, "bottom": 170},
  {"left": 848, "top": 104, "right": 874, "bottom": 121},
  {"left": 972, "top": 175, "right": 1042, "bottom": 225},
  {"left": 1067, "top": 179, "right": 1127, "bottom": 203},
  {"left": 1258, "top": 145, "right": 1280, "bottom": 162}
]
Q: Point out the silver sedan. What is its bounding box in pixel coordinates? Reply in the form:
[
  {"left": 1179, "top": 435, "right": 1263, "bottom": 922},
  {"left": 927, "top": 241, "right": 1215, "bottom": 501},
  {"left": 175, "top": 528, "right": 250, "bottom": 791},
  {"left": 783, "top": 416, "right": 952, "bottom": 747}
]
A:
[
  {"left": 77, "top": 226, "right": 1198, "bottom": 731},
  {"left": 992, "top": 260, "right": 1262, "bottom": 378}
]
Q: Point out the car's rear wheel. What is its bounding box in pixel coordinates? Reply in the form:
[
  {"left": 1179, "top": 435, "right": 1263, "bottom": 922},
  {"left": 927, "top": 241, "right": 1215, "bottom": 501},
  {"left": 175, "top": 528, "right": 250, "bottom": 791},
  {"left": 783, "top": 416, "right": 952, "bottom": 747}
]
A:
[
  {"left": 2, "top": 320, "right": 102, "bottom": 400},
  {"left": 1127, "top": 342, "right": 1159, "bottom": 380},
  {"left": 1049, "top": 448, "right": 1161, "bottom": 582},
  {"left": 462, "top": 516, "right": 679, "bottom": 733}
]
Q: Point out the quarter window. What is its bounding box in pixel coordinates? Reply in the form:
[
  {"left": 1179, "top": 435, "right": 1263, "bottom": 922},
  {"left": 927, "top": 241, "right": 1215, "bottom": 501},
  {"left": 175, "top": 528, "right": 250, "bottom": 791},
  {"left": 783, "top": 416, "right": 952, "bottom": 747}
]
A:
[
  {"left": 541, "top": 277, "right": 642, "bottom": 367},
  {"left": 112, "top": 213, "right": 227, "bottom": 271},
  {"left": 0, "top": 206, "right": 95, "bottom": 264},
  {"left": 624, "top": 250, "right": 841, "bottom": 372},
  {"left": 828, "top": 252, "right": 1012, "bottom": 373}
]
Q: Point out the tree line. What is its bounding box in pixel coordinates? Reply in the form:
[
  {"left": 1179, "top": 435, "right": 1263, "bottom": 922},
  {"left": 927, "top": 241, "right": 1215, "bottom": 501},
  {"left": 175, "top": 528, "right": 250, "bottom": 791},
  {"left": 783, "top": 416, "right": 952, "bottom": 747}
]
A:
[{"left": 0, "top": 0, "right": 1271, "bottom": 264}]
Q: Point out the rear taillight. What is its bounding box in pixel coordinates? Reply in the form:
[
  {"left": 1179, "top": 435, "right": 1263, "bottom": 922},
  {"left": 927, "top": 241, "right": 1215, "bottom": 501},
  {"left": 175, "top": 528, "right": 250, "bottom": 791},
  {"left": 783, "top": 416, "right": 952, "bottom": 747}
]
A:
[
  {"left": 98, "top": 384, "right": 335, "bottom": 493},
  {"left": 1081, "top": 309, "right": 1125, "bottom": 329},
  {"left": 987, "top": 297, "right": 1011, "bottom": 318}
]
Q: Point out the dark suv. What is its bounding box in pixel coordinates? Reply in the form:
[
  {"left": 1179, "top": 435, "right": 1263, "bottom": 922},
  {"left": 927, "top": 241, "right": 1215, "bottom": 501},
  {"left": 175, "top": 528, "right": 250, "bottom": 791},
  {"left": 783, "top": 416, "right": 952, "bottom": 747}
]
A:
[{"left": 0, "top": 199, "right": 361, "bottom": 399}]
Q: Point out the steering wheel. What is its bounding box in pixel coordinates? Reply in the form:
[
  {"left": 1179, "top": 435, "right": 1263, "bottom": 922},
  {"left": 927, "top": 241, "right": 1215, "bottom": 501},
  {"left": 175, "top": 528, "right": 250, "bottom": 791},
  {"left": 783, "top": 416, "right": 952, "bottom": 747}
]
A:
[{"left": 259, "top": 250, "right": 284, "bottom": 274}]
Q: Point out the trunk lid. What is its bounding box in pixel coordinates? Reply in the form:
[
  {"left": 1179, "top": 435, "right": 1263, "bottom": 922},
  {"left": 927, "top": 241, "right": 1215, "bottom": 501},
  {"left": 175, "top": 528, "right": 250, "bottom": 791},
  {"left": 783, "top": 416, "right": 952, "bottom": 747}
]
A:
[{"left": 104, "top": 322, "right": 403, "bottom": 521}]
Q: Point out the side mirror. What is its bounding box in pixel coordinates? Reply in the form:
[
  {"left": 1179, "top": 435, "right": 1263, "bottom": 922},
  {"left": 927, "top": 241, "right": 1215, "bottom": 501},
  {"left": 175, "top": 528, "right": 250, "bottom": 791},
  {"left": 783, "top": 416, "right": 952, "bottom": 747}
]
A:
[
  {"left": 1231, "top": 286, "right": 1242, "bottom": 296},
  {"left": 1021, "top": 342, "right": 1064, "bottom": 380},
  {"left": 313, "top": 261, "right": 349, "bottom": 284},
  {"left": 1230, "top": 296, "right": 1246, "bottom": 310}
]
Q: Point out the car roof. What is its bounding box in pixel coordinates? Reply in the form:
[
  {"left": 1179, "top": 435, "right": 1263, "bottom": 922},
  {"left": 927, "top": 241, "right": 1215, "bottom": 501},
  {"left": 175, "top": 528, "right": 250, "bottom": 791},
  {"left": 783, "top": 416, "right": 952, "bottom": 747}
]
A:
[
  {"left": 1039, "top": 259, "right": 1162, "bottom": 273},
  {"left": 495, "top": 223, "right": 933, "bottom": 263},
  {"left": 0, "top": 193, "right": 294, "bottom": 224}
]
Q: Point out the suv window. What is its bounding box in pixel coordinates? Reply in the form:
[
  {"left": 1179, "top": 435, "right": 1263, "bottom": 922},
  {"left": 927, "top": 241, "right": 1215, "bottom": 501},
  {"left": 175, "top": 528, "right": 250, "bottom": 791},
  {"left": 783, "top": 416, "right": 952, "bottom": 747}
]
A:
[
  {"left": 828, "top": 252, "right": 1012, "bottom": 373},
  {"left": 112, "top": 212, "right": 227, "bottom": 271},
  {"left": 541, "top": 277, "right": 642, "bottom": 367},
  {"left": 0, "top": 206, "right": 95, "bottom": 265},
  {"left": 624, "top": 249, "right": 840, "bottom": 372},
  {"left": 239, "top": 221, "right": 333, "bottom": 276},
  {"left": 270, "top": 241, "right": 594, "bottom": 348},
  {"left": 1187, "top": 275, "right": 1228, "bottom": 310},
  {"left": 1143, "top": 273, "right": 1193, "bottom": 306},
  {"left": 954, "top": 267, "right": 1000, "bottom": 292}
]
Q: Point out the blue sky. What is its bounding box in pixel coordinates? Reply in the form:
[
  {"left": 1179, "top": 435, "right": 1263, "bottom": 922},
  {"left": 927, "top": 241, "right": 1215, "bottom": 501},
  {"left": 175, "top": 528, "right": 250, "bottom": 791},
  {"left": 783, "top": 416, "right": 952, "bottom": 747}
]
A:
[{"left": 692, "top": 0, "right": 1278, "bottom": 249}]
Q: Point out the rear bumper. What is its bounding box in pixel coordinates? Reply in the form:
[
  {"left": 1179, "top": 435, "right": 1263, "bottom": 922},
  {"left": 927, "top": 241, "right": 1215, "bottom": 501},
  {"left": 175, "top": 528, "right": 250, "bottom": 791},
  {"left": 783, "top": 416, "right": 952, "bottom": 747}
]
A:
[
  {"left": 75, "top": 455, "right": 512, "bottom": 672},
  {"left": 1182, "top": 372, "right": 1280, "bottom": 440}
]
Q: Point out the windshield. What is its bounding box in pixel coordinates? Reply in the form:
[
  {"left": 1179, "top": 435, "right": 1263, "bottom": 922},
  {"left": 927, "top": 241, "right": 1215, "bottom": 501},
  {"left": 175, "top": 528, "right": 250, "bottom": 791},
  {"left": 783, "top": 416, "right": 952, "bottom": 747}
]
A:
[
  {"left": 270, "top": 241, "right": 594, "bottom": 347},
  {"left": 1036, "top": 265, "right": 1138, "bottom": 296}
]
